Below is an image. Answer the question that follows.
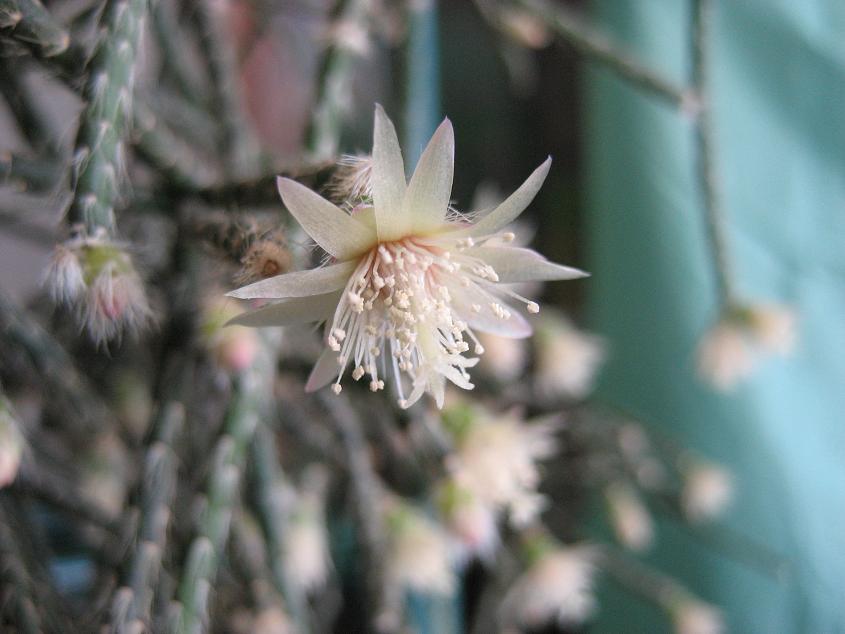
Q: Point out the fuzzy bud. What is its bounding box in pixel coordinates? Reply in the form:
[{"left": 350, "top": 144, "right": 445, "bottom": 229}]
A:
[{"left": 46, "top": 236, "right": 153, "bottom": 345}]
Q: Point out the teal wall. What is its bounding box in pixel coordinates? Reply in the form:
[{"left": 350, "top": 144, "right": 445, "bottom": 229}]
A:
[{"left": 585, "top": 1, "right": 845, "bottom": 632}]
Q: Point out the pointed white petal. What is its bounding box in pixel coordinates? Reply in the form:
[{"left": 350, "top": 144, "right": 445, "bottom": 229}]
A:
[
  {"left": 277, "top": 177, "right": 375, "bottom": 259},
  {"left": 468, "top": 246, "right": 588, "bottom": 283},
  {"left": 226, "top": 261, "right": 356, "bottom": 300},
  {"left": 463, "top": 157, "right": 551, "bottom": 237},
  {"left": 372, "top": 105, "right": 408, "bottom": 241},
  {"left": 306, "top": 348, "right": 342, "bottom": 392},
  {"left": 405, "top": 118, "right": 455, "bottom": 234},
  {"left": 226, "top": 292, "right": 342, "bottom": 327}
]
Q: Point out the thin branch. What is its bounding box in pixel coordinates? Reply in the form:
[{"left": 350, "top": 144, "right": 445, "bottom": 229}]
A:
[
  {"left": 14, "top": 461, "right": 122, "bottom": 534},
  {"left": 511, "top": 0, "right": 693, "bottom": 109},
  {"left": 0, "top": 151, "right": 62, "bottom": 192},
  {"left": 692, "top": 0, "right": 735, "bottom": 307},
  {"left": 597, "top": 544, "right": 692, "bottom": 610}
]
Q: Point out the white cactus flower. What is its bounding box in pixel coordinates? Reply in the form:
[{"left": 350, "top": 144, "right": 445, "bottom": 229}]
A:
[
  {"left": 227, "top": 106, "right": 585, "bottom": 408},
  {"left": 697, "top": 302, "right": 796, "bottom": 391},
  {"left": 437, "top": 480, "right": 500, "bottom": 564},
  {"left": 605, "top": 482, "right": 654, "bottom": 552},
  {"left": 444, "top": 408, "right": 559, "bottom": 528},
  {"left": 681, "top": 461, "right": 734, "bottom": 523},
  {"left": 501, "top": 544, "right": 598, "bottom": 628},
  {"left": 671, "top": 598, "right": 725, "bottom": 634},
  {"left": 384, "top": 502, "right": 455, "bottom": 595}
]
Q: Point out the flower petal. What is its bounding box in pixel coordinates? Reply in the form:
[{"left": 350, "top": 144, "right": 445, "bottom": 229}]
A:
[
  {"left": 405, "top": 118, "right": 455, "bottom": 234},
  {"left": 463, "top": 157, "right": 551, "bottom": 237},
  {"left": 469, "top": 246, "right": 588, "bottom": 283},
  {"left": 306, "top": 348, "right": 342, "bottom": 392},
  {"left": 226, "top": 292, "right": 342, "bottom": 327},
  {"left": 227, "top": 261, "right": 356, "bottom": 300},
  {"left": 277, "top": 177, "right": 375, "bottom": 259},
  {"left": 372, "top": 105, "right": 408, "bottom": 241}
]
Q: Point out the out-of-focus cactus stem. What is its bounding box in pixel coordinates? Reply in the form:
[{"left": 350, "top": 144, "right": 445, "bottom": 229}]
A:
[
  {"left": 66, "top": 0, "right": 149, "bottom": 238},
  {"left": 307, "top": 0, "right": 371, "bottom": 160},
  {"left": 192, "top": 0, "right": 261, "bottom": 178},
  {"left": 318, "top": 391, "right": 394, "bottom": 633},
  {"left": 133, "top": 100, "right": 223, "bottom": 190},
  {"left": 0, "top": 0, "right": 70, "bottom": 58},
  {"left": 249, "top": 422, "right": 309, "bottom": 630},
  {"left": 0, "top": 509, "right": 43, "bottom": 634},
  {"left": 109, "top": 403, "right": 185, "bottom": 632},
  {"left": 0, "top": 291, "right": 111, "bottom": 433},
  {"left": 15, "top": 461, "right": 122, "bottom": 533},
  {"left": 152, "top": 0, "right": 209, "bottom": 108},
  {"left": 169, "top": 158, "right": 336, "bottom": 207},
  {"left": 0, "top": 59, "right": 60, "bottom": 154},
  {"left": 0, "top": 152, "right": 61, "bottom": 193},
  {"left": 175, "top": 367, "right": 267, "bottom": 634}
]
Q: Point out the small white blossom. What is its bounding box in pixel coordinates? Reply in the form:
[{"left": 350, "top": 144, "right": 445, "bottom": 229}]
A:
[
  {"left": 283, "top": 468, "right": 331, "bottom": 593},
  {"left": 698, "top": 303, "right": 797, "bottom": 391},
  {"left": 681, "top": 461, "right": 734, "bottom": 523},
  {"left": 534, "top": 312, "right": 606, "bottom": 400},
  {"left": 671, "top": 598, "right": 725, "bottom": 634},
  {"left": 697, "top": 320, "right": 755, "bottom": 390},
  {"left": 227, "top": 106, "right": 585, "bottom": 408},
  {"left": 437, "top": 480, "right": 499, "bottom": 564},
  {"left": 443, "top": 405, "right": 559, "bottom": 527},
  {"left": 605, "top": 482, "right": 654, "bottom": 551},
  {"left": 501, "top": 543, "right": 598, "bottom": 628},
  {"left": 385, "top": 501, "right": 455, "bottom": 595}
]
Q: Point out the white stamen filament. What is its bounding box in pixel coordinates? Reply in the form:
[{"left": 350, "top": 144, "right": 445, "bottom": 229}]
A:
[{"left": 322, "top": 229, "right": 541, "bottom": 408}]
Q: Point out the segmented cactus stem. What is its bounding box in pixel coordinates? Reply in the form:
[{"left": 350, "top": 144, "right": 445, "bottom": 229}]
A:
[{"left": 66, "top": 0, "right": 149, "bottom": 237}]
